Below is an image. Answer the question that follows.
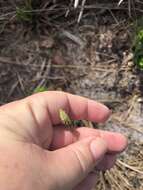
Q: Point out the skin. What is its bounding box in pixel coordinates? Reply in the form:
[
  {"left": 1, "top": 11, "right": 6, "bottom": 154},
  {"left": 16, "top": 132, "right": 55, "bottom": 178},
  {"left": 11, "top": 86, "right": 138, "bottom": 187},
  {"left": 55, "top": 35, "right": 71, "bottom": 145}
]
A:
[{"left": 0, "top": 91, "right": 127, "bottom": 190}]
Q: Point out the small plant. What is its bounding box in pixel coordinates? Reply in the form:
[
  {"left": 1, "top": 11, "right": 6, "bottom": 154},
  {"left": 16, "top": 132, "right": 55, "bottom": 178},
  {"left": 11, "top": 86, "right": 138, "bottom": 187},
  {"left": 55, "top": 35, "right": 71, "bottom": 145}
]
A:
[
  {"left": 16, "top": 0, "right": 33, "bottom": 23},
  {"left": 133, "top": 19, "right": 143, "bottom": 70},
  {"left": 59, "top": 109, "right": 74, "bottom": 130},
  {"left": 33, "top": 86, "right": 48, "bottom": 93},
  {"left": 59, "top": 109, "right": 94, "bottom": 130}
]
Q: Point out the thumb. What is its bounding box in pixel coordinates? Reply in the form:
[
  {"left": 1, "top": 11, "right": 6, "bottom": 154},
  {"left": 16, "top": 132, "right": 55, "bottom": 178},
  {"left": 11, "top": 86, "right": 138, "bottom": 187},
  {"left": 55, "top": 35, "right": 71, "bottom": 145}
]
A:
[{"left": 48, "top": 137, "right": 107, "bottom": 190}]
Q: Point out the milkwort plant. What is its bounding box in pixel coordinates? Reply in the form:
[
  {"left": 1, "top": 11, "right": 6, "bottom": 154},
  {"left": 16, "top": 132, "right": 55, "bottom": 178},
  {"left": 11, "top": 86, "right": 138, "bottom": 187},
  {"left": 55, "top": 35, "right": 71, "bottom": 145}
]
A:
[
  {"left": 16, "top": 0, "right": 33, "bottom": 23},
  {"left": 133, "top": 18, "right": 143, "bottom": 70}
]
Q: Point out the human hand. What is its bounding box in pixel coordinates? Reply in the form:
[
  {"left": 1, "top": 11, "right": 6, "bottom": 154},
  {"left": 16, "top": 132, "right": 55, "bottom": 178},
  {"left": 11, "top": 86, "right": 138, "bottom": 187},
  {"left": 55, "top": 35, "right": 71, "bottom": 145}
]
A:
[{"left": 0, "top": 91, "right": 127, "bottom": 190}]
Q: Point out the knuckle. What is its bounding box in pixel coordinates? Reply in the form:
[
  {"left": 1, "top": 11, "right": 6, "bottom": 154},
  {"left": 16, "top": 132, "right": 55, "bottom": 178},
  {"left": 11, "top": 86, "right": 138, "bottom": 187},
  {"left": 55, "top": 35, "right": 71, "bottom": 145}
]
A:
[{"left": 71, "top": 146, "right": 91, "bottom": 174}]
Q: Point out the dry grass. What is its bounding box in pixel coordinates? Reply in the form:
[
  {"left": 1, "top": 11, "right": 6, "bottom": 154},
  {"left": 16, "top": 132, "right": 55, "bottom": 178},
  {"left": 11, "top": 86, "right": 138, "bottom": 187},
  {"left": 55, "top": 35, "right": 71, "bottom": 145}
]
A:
[
  {"left": 95, "top": 142, "right": 143, "bottom": 190},
  {"left": 0, "top": 0, "right": 143, "bottom": 24}
]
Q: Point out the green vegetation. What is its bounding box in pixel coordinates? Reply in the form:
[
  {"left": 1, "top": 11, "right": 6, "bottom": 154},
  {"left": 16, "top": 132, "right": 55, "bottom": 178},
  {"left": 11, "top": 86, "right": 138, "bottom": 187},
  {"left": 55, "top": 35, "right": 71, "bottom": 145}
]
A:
[
  {"left": 16, "top": 0, "right": 33, "bottom": 23},
  {"left": 33, "top": 86, "right": 48, "bottom": 93},
  {"left": 133, "top": 19, "right": 143, "bottom": 70}
]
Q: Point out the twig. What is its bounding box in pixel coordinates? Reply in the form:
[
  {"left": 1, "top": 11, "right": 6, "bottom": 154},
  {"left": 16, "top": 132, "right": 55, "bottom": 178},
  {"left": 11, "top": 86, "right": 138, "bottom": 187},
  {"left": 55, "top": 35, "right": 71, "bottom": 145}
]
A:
[
  {"left": 106, "top": 170, "right": 123, "bottom": 190},
  {"left": 115, "top": 168, "right": 132, "bottom": 187},
  {"left": 7, "top": 81, "right": 19, "bottom": 98},
  {"left": 100, "top": 172, "right": 106, "bottom": 190},
  {"left": 0, "top": 57, "right": 27, "bottom": 67},
  {"left": 123, "top": 95, "right": 138, "bottom": 121},
  {"left": 108, "top": 9, "right": 119, "bottom": 25},
  {"left": 117, "top": 160, "right": 143, "bottom": 175},
  {"left": 118, "top": 0, "right": 124, "bottom": 6},
  {"left": 51, "top": 64, "right": 116, "bottom": 71},
  {"left": 32, "top": 76, "right": 65, "bottom": 81},
  {"left": 16, "top": 72, "right": 26, "bottom": 95},
  {"left": 112, "top": 116, "right": 143, "bottom": 134},
  {"left": 0, "top": 11, "right": 15, "bottom": 19},
  {"left": 78, "top": 0, "right": 87, "bottom": 23},
  {"left": 62, "top": 30, "right": 84, "bottom": 47},
  {"left": 128, "top": 0, "right": 131, "bottom": 17},
  {"left": 74, "top": 0, "right": 80, "bottom": 8}
]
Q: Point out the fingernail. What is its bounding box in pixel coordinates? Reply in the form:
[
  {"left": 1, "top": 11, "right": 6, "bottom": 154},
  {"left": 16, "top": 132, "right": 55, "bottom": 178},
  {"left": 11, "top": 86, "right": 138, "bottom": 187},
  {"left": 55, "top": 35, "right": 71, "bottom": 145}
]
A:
[
  {"left": 102, "top": 108, "right": 112, "bottom": 122},
  {"left": 90, "top": 138, "right": 107, "bottom": 161}
]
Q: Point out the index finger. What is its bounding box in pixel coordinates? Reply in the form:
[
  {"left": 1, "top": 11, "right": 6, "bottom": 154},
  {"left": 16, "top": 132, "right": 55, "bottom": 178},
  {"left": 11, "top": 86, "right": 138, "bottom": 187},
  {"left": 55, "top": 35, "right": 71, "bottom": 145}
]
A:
[{"left": 28, "top": 91, "right": 111, "bottom": 125}]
